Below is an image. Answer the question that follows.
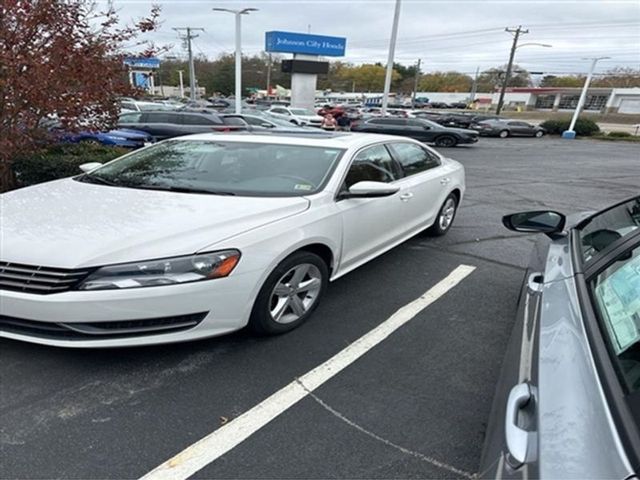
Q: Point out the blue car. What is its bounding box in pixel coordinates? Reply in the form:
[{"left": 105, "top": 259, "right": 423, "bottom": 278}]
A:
[{"left": 61, "top": 128, "right": 153, "bottom": 148}]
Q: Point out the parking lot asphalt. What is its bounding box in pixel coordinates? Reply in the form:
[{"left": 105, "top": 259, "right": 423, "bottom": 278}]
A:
[{"left": 1, "top": 137, "right": 638, "bottom": 479}]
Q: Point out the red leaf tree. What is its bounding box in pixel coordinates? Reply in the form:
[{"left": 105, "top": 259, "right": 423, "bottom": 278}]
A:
[{"left": 0, "top": 0, "right": 162, "bottom": 191}]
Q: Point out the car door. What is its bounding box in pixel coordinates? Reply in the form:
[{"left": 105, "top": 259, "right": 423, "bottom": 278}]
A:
[
  {"left": 335, "top": 143, "right": 410, "bottom": 272},
  {"left": 387, "top": 142, "right": 450, "bottom": 231},
  {"left": 180, "top": 113, "right": 221, "bottom": 134},
  {"left": 405, "top": 119, "right": 432, "bottom": 141},
  {"left": 507, "top": 121, "right": 530, "bottom": 136}
]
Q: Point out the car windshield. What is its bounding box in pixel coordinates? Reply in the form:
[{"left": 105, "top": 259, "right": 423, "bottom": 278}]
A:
[
  {"left": 578, "top": 197, "right": 640, "bottom": 262},
  {"left": 421, "top": 119, "right": 442, "bottom": 128},
  {"left": 76, "top": 140, "right": 344, "bottom": 197},
  {"left": 290, "top": 108, "right": 315, "bottom": 116}
]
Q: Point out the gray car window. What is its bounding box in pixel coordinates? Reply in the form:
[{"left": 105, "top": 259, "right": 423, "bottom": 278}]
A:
[
  {"left": 592, "top": 243, "right": 640, "bottom": 393},
  {"left": 344, "top": 144, "right": 398, "bottom": 188},
  {"left": 579, "top": 198, "right": 640, "bottom": 262},
  {"left": 390, "top": 143, "right": 440, "bottom": 176},
  {"left": 146, "top": 113, "right": 176, "bottom": 123},
  {"left": 181, "top": 115, "right": 218, "bottom": 125}
]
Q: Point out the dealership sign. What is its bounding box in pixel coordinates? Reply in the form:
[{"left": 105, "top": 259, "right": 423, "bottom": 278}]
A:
[
  {"left": 124, "top": 57, "right": 160, "bottom": 69},
  {"left": 265, "top": 31, "right": 346, "bottom": 57}
]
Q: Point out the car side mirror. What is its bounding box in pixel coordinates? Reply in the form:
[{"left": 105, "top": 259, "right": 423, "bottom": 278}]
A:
[
  {"left": 503, "top": 210, "right": 566, "bottom": 239},
  {"left": 340, "top": 181, "right": 400, "bottom": 199},
  {"left": 261, "top": 123, "right": 274, "bottom": 128},
  {"left": 79, "top": 162, "right": 103, "bottom": 173},
  {"left": 423, "top": 125, "right": 431, "bottom": 130}
]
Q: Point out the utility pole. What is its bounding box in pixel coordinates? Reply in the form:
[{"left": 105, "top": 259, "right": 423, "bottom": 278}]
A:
[
  {"left": 178, "top": 70, "right": 185, "bottom": 98},
  {"left": 469, "top": 66, "right": 479, "bottom": 103},
  {"left": 495, "top": 26, "right": 528, "bottom": 115},
  {"left": 381, "top": 0, "right": 402, "bottom": 115},
  {"left": 411, "top": 58, "right": 421, "bottom": 108},
  {"left": 266, "top": 53, "right": 272, "bottom": 97},
  {"left": 563, "top": 56, "right": 610, "bottom": 139},
  {"left": 173, "top": 27, "right": 204, "bottom": 101}
]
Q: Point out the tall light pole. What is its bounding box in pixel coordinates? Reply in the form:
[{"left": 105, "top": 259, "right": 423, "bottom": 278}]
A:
[
  {"left": 173, "top": 27, "right": 204, "bottom": 101},
  {"left": 562, "top": 56, "right": 610, "bottom": 139},
  {"left": 411, "top": 58, "right": 421, "bottom": 108},
  {"left": 178, "top": 70, "right": 185, "bottom": 98},
  {"left": 213, "top": 7, "right": 258, "bottom": 113},
  {"left": 381, "top": 0, "right": 402, "bottom": 116}
]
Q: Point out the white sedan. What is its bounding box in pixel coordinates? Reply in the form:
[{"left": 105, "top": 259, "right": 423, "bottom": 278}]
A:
[
  {"left": 0, "top": 132, "right": 465, "bottom": 347},
  {"left": 267, "top": 106, "right": 324, "bottom": 127}
]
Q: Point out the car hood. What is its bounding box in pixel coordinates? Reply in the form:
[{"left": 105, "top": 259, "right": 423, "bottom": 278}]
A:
[
  {"left": 297, "top": 115, "right": 323, "bottom": 121},
  {"left": 0, "top": 179, "right": 309, "bottom": 268}
]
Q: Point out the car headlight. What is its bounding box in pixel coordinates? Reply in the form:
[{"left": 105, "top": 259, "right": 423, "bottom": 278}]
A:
[{"left": 77, "top": 250, "right": 241, "bottom": 291}]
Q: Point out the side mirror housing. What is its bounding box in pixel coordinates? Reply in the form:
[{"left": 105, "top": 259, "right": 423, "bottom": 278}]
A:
[
  {"left": 79, "top": 162, "right": 103, "bottom": 173},
  {"left": 340, "top": 181, "right": 400, "bottom": 199},
  {"left": 503, "top": 210, "right": 566, "bottom": 239}
]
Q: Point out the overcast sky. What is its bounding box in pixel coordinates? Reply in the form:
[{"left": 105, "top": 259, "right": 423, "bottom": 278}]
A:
[{"left": 113, "top": 0, "right": 640, "bottom": 76}]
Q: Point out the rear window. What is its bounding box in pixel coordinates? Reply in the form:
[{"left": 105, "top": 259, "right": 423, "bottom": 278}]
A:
[{"left": 223, "top": 117, "right": 248, "bottom": 126}]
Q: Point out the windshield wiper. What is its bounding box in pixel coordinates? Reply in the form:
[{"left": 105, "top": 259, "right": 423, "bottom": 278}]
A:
[
  {"left": 79, "top": 173, "right": 120, "bottom": 186},
  {"left": 121, "top": 183, "right": 236, "bottom": 196}
]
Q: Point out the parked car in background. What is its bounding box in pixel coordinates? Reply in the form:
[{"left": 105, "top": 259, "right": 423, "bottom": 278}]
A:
[
  {"left": 435, "top": 113, "right": 476, "bottom": 129},
  {"left": 474, "top": 119, "right": 545, "bottom": 138},
  {"left": 117, "top": 111, "right": 249, "bottom": 140},
  {"left": 480, "top": 196, "right": 640, "bottom": 479},
  {"left": 58, "top": 128, "right": 153, "bottom": 149},
  {"left": 120, "top": 100, "right": 175, "bottom": 113},
  {"left": 0, "top": 132, "right": 465, "bottom": 347},
  {"left": 233, "top": 113, "right": 310, "bottom": 130},
  {"left": 351, "top": 117, "right": 479, "bottom": 147},
  {"left": 448, "top": 101, "right": 468, "bottom": 109},
  {"left": 267, "top": 106, "right": 323, "bottom": 127}
]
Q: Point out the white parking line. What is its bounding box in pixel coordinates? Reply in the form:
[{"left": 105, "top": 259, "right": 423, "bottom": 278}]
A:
[{"left": 140, "top": 264, "right": 476, "bottom": 480}]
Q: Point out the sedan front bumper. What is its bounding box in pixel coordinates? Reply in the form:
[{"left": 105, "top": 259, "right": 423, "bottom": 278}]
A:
[{"left": 0, "top": 271, "right": 258, "bottom": 348}]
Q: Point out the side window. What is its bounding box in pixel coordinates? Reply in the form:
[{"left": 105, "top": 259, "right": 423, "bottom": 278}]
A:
[
  {"left": 241, "top": 116, "right": 263, "bottom": 126},
  {"left": 119, "top": 112, "right": 142, "bottom": 123},
  {"left": 386, "top": 119, "right": 407, "bottom": 126},
  {"left": 591, "top": 243, "right": 640, "bottom": 393},
  {"left": 146, "top": 113, "right": 174, "bottom": 124},
  {"left": 344, "top": 145, "right": 398, "bottom": 188},
  {"left": 407, "top": 119, "right": 426, "bottom": 128},
  {"left": 181, "top": 115, "right": 216, "bottom": 125},
  {"left": 390, "top": 143, "right": 441, "bottom": 177},
  {"left": 121, "top": 102, "right": 137, "bottom": 111}
]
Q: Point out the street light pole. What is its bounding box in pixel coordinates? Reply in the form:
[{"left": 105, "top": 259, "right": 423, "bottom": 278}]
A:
[
  {"left": 563, "top": 56, "right": 610, "bottom": 139},
  {"left": 411, "top": 58, "right": 421, "bottom": 109},
  {"left": 213, "top": 7, "right": 258, "bottom": 113},
  {"left": 178, "top": 70, "right": 185, "bottom": 98},
  {"left": 496, "top": 26, "right": 528, "bottom": 115},
  {"left": 381, "top": 0, "right": 402, "bottom": 116}
]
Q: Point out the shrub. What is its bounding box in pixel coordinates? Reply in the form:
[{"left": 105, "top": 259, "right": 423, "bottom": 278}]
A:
[
  {"left": 539, "top": 117, "right": 600, "bottom": 136},
  {"left": 11, "top": 143, "right": 129, "bottom": 188},
  {"left": 607, "top": 131, "right": 632, "bottom": 138}
]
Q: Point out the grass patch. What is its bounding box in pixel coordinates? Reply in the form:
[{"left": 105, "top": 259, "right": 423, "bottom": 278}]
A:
[{"left": 592, "top": 133, "right": 640, "bottom": 142}]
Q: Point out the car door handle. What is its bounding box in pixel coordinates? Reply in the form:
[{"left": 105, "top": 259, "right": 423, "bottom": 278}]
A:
[
  {"left": 505, "top": 383, "right": 536, "bottom": 467},
  {"left": 527, "top": 272, "right": 544, "bottom": 294},
  {"left": 399, "top": 192, "right": 414, "bottom": 202},
  {"left": 440, "top": 177, "right": 451, "bottom": 185}
]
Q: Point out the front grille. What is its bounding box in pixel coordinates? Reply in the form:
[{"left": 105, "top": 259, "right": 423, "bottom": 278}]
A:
[
  {"left": 0, "top": 262, "right": 91, "bottom": 294},
  {"left": 0, "top": 312, "right": 208, "bottom": 340}
]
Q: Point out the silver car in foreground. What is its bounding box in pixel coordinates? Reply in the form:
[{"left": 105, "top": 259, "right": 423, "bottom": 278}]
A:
[{"left": 480, "top": 196, "right": 640, "bottom": 478}]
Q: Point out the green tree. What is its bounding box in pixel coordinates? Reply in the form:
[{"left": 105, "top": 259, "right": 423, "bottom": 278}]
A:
[
  {"left": 336, "top": 64, "right": 400, "bottom": 92},
  {"left": 540, "top": 75, "right": 584, "bottom": 87},
  {"left": 418, "top": 71, "right": 473, "bottom": 92},
  {"left": 476, "top": 64, "right": 531, "bottom": 92},
  {"left": 592, "top": 68, "right": 640, "bottom": 88}
]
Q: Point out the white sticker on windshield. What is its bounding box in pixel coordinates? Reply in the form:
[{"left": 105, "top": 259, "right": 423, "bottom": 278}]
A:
[
  {"left": 596, "top": 254, "right": 640, "bottom": 354},
  {"left": 294, "top": 184, "right": 312, "bottom": 191}
]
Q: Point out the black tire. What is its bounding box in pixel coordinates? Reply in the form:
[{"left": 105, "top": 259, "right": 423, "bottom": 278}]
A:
[
  {"left": 249, "top": 251, "right": 329, "bottom": 335},
  {"left": 434, "top": 135, "right": 458, "bottom": 147},
  {"left": 534, "top": 130, "right": 544, "bottom": 138},
  {"left": 498, "top": 130, "right": 509, "bottom": 138},
  {"left": 428, "top": 193, "right": 459, "bottom": 236}
]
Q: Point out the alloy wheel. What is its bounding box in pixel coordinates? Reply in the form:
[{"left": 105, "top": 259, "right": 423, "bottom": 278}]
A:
[
  {"left": 269, "top": 263, "right": 322, "bottom": 324},
  {"left": 439, "top": 197, "right": 457, "bottom": 231}
]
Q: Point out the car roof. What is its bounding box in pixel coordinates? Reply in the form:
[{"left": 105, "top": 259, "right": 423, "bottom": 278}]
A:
[{"left": 174, "top": 131, "right": 410, "bottom": 149}]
